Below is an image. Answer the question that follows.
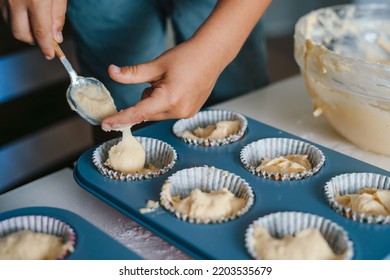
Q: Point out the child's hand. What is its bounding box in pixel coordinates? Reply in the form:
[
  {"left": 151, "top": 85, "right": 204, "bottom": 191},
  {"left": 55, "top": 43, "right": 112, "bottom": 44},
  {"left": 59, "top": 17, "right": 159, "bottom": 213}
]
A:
[{"left": 102, "top": 39, "right": 224, "bottom": 130}]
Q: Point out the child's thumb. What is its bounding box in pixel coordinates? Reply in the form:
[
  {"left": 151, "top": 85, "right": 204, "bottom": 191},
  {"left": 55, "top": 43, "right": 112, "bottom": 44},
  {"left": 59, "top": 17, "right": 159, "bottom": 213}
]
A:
[{"left": 108, "top": 62, "right": 161, "bottom": 84}]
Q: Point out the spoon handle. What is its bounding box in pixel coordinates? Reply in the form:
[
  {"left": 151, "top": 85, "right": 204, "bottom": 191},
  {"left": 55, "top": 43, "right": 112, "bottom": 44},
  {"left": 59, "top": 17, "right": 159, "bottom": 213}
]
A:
[
  {"left": 53, "top": 41, "right": 65, "bottom": 58},
  {"left": 53, "top": 41, "right": 78, "bottom": 84}
]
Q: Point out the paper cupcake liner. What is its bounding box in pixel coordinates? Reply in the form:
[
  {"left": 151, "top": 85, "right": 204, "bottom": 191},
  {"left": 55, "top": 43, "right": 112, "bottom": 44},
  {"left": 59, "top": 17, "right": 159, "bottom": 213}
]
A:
[
  {"left": 172, "top": 109, "right": 248, "bottom": 146},
  {"left": 0, "top": 215, "right": 76, "bottom": 260},
  {"left": 240, "top": 137, "right": 325, "bottom": 181},
  {"left": 160, "top": 166, "right": 254, "bottom": 224},
  {"left": 244, "top": 211, "right": 353, "bottom": 260},
  {"left": 93, "top": 136, "right": 177, "bottom": 181},
  {"left": 324, "top": 173, "right": 390, "bottom": 224}
]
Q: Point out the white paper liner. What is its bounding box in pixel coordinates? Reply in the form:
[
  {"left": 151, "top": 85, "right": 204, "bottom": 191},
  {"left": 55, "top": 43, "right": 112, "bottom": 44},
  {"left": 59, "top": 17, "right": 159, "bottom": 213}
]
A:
[
  {"left": 172, "top": 109, "right": 248, "bottom": 146},
  {"left": 240, "top": 137, "right": 325, "bottom": 181},
  {"left": 93, "top": 136, "right": 177, "bottom": 181},
  {"left": 244, "top": 211, "right": 353, "bottom": 260},
  {"left": 160, "top": 166, "right": 254, "bottom": 224},
  {"left": 324, "top": 173, "right": 390, "bottom": 224},
  {"left": 0, "top": 215, "right": 76, "bottom": 260}
]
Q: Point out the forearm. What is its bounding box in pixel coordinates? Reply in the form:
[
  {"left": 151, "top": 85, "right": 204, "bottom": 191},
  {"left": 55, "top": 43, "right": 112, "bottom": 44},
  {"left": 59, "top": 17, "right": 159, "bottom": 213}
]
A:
[{"left": 189, "top": 0, "right": 272, "bottom": 71}]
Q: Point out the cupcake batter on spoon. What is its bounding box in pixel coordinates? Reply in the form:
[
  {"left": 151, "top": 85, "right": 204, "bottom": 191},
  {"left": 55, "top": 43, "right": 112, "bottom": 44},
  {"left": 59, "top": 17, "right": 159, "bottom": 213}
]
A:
[{"left": 71, "top": 83, "right": 118, "bottom": 122}]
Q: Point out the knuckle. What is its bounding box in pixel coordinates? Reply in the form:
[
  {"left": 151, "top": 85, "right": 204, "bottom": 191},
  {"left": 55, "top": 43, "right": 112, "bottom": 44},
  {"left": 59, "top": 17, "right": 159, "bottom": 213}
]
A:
[
  {"left": 12, "top": 29, "right": 30, "bottom": 43},
  {"left": 8, "top": 0, "right": 17, "bottom": 7},
  {"left": 11, "top": 29, "right": 23, "bottom": 41},
  {"left": 175, "top": 106, "right": 195, "bottom": 119},
  {"left": 29, "top": 0, "right": 41, "bottom": 8},
  {"left": 166, "top": 97, "right": 181, "bottom": 113},
  {"left": 54, "top": 15, "right": 66, "bottom": 26},
  {"left": 132, "top": 111, "right": 146, "bottom": 123},
  {"left": 32, "top": 27, "right": 46, "bottom": 39},
  {"left": 160, "top": 91, "right": 195, "bottom": 119},
  {"left": 124, "top": 65, "right": 138, "bottom": 76},
  {"left": 118, "top": 65, "right": 140, "bottom": 82},
  {"left": 27, "top": 0, "right": 39, "bottom": 11}
]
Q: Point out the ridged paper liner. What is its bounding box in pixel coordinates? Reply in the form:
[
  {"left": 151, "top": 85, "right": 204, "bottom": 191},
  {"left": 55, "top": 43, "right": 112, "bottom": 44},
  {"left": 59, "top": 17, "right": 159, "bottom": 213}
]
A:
[
  {"left": 240, "top": 137, "right": 325, "bottom": 181},
  {"left": 172, "top": 109, "right": 248, "bottom": 146},
  {"left": 93, "top": 136, "right": 177, "bottom": 181},
  {"left": 0, "top": 215, "right": 76, "bottom": 260},
  {"left": 244, "top": 211, "right": 353, "bottom": 260},
  {"left": 324, "top": 173, "right": 390, "bottom": 224},
  {"left": 160, "top": 166, "right": 254, "bottom": 224}
]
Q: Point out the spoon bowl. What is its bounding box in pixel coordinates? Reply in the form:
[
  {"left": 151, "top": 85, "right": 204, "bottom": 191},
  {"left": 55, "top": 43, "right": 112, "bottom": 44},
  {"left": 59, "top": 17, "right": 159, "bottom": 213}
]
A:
[{"left": 54, "top": 42, "right": 117, "bottom": 125}]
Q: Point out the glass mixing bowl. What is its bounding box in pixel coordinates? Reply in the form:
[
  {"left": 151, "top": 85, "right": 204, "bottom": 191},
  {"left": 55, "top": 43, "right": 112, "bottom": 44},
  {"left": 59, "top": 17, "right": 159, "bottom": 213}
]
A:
[{"left": 294, "top": 4, "right": 390, "bottom": 156}]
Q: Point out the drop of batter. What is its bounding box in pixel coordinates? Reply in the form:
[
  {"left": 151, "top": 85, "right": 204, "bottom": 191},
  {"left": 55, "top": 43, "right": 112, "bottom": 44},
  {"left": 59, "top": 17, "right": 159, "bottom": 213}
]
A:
[{"left": 104, "top": 126, "right": 146, "bottom": 174}]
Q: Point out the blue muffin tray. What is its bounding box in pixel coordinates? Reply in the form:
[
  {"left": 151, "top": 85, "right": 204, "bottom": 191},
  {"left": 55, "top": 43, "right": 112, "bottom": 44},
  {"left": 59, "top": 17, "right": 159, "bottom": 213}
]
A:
[
  {"left": 0, "top": 207, "right": 141, "bottom": 260},
  {"left": 74, "top": 114, "right": 390, "bottom": 260}
]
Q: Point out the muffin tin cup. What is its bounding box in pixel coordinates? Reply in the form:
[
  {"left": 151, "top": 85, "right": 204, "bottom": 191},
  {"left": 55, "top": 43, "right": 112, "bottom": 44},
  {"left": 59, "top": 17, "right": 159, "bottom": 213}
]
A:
[
  {"left": 240, "top": 137, "right": 325, "bottom": 181},
  {"left": 160, "top": 166, "right": 254, "bottom": 224},
  {"left": 244, "top": 211, "right": 353, "bottom": 260},
  {"left": 172, "top": 109, "right": 248, "bottom": 146},
  {"left": 324, "top": 173, "right": 390, "bottom": 224},
  {"left": 93, "top": 136, "right": 177, "bottom": 181},
  {"left": 0, "top": 215, "right": 76, "bottom": 260}
]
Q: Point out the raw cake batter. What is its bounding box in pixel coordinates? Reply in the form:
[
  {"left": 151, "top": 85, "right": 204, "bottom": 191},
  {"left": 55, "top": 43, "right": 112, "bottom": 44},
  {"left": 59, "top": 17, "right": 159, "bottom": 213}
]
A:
[
  {"left": 72, "top": 83, "right": 117, "bottom": 122},
  {"left": 252, "top": 226, "right": 344, "bottom": 260},
  {"left": 0, "top": 230, "right": 74, "bottom": 260},
  {"left": 257, "top": 154, "right": 312, "bottom": 174},
  {"left": 336, "top": 188, "right": 390, "bottom": 216},
  {"left": 162, "top": 183, "right": 246, "bottom": 221},
  {"left": 139, "top": 200, "right": 160, "bottom": 214},
  {"left": 182, "top": 120, "right": 240, "bottom": 140}
]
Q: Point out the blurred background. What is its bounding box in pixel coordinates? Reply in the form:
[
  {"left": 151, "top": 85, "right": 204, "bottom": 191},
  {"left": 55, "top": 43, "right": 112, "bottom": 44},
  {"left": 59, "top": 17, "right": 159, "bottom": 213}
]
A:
[{"left": 1, "top": 0, "right": 366, "bottom": 193}]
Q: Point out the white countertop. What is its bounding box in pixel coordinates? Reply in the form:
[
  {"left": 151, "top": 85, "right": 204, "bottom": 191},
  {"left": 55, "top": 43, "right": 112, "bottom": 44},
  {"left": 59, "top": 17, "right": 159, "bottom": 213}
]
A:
[{"left": 0, "top": 75, "right": 388, "bottom": 259}]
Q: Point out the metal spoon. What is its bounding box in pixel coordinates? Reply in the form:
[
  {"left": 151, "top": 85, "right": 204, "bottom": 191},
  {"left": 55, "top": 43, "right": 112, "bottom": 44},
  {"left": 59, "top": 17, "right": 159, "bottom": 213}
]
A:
[{"left": 53, "top": 41, "right": 117, "bottom": 125}]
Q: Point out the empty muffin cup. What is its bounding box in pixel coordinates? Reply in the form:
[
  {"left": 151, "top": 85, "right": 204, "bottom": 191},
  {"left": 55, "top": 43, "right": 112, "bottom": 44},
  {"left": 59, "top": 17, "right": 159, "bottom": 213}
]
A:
[
  {"left": 324, "top": 172, "right": 390, "bottom": 224},
  {"left": 172, "top": 109, "right": 248, "bottom": 146},
  {"left": 240, "top": 137, "right": 325, "bottom": 180},
  {"left": 160, "top": 166, "right": 254, "bottom": 224},
  {"left": 93, "top": 136, "right": 177, "bottom": 181},
  {"left": 0, "top": 215, "right": 76, "bottom": 260},
  {"left": 244, "top": 211, "right": 353, "bottom": 260}
]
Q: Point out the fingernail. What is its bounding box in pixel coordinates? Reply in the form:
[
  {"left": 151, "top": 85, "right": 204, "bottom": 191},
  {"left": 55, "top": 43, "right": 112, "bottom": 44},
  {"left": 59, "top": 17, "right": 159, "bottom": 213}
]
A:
[
  {"left": 45, "top": 55, "right": 53, "bottom": 60},
  {"left": 55, "top": 31, "right": 63, "bottom": 43},
  {"left": 101, "top": 123, "right": 112, "bottom": 132},
  {"left": 111, "top": 64, "right": 121, "bottom": 74}
]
